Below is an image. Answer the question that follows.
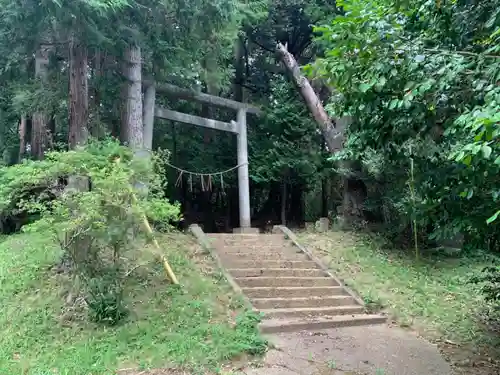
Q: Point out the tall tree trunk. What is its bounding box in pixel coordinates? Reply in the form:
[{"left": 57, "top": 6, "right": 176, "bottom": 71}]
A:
[
  {"left": 31, "top": 44, "right": 52, "bottom": 160},
  {"left": 290, "top": 183, "right": 305, "bottom": 226},
  {"left": 64, "top": 34, "right": 91, "bottom": 273},
  {"left": 121, "top": 44, "right": 146, "bottom": 201},
  {"left": 321, "top": 176, "right": 328, "bottom": 218},
  {"left": 201, "top": 49, "right": 218, "bottom": 143},
  {"left": 281, "top": 180, "right": 287, "bottom": 225},
  {"left": 121, "top": 45, "right": 143, "bottom": 149},
  {"left": 90, "top": 48, "right": 105, "bottom": 138},
  {"left": 233, "top": 37, "right": 245, "bottom": 102},
  {"left": 18, "top": 115, "right": 26, "bottom": 162},
  {"left": 68, "top": 36, "right": 89, "bottom": 148}
]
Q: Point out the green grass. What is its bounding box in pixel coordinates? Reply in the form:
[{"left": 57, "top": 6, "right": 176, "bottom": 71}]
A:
[
  {"left": 298, "top": 230, "right": 499, "bottom": 345},
  {"left": 0, "top": 232, "right": 266, "bottom": 375}
]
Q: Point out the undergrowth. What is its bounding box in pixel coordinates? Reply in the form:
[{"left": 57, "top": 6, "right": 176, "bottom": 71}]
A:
[
  {"left": 0, "top": 231, "right": 267, "bottom": 374},
  {"left": 298, "top": 230, "right": 500, "bottom": 346}
]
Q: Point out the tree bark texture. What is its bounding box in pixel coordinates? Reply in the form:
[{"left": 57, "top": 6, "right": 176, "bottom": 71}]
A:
[
  {"left": 31, "top": 44, "right": 52, "bottom": 160},
  {"left": 18, "top": 115, "right": 26, "bottom": 161},
  {"left": 68, "top": 36, "right": 89, "bottom": 149},
  {"left": 281, "top": 180, "right": 287, "bottom": 225},
  {"left": 321, "top": 176, "right": 329, "bottom": 217},
  {"left": 276, "top": 42, "right": 344, "bottom": 152},
  {"left": 142, "top": 83, "right": 155, "bottom": 151},
  {"left": 202, "top": 51, "right": 219, "bottom": 144},
  {"left": 90, "top": 48, "right": 106, "bottom": 138},
  {"left": 233, "top": 36, "right": 246, "bottom": 102},
  {"left": 121, "top": 45, "right": 143, "bottom": 149}
]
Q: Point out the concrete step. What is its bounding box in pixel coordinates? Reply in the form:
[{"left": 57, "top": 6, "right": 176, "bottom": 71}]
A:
[
  {"left": 216, "top": 241, "right": 288, "bottom": 247},
  {"left": 209, "top": 236, "right": 286, "bottom": 246},
  {"left": 210, "top": 235, "right": 285, "bottom": 241},
  {"left": 208, "top": 234, "right": 283, "bottom": 239},
  {"left": 215, "top": 245, "right": 300, "bottom": 252},
  {"left": 219, "top": 252, "right": 310, "bottom": 262},
  {"left": 243, "top": 286, "right": 346, "bottom": 298},
  {"left": 235, "top": 277, "right": 339, "bottom": 288},
  {"left": 251, "top": 296, "right": 356, "bottom": 309},
  {"left": 259, "top": 305, "right": 365, "bottom": 319},
  {"left": 208, "top": 233, "right": 283, "bottom": 238},
  {"left": 228, "top": 268, "right": 327, "bottom": 278},
  {"left": 217, "top": 248, "right": 302, "bottom": 256},
  {"left": 259, "top": 314, "right": 388, "bottom": 334},
  {"left": 202, "top": 230, "right": 387, "bottom": 334},
  {"left": 221, "top": 260, "right": 320, "bottom": 269}
]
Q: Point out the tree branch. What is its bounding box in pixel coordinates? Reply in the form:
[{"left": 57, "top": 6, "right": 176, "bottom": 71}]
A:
[{"left": 249, "top": 37, "right": 275, "bottom": 54}]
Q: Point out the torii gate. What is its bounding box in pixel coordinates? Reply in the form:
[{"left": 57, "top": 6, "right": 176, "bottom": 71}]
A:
[{"left": 142, "top": 81, "right": 261, "bottom": 233}]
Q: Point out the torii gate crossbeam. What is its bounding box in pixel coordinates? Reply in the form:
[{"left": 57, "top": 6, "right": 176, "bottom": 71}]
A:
[{"left": 143, "top": 82, "right": 260, "bottom": 233}]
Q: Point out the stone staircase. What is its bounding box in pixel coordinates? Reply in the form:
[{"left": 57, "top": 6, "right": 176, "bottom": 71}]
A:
[{"left": 205, "top": 230, "right": 387, "bottom": 334}]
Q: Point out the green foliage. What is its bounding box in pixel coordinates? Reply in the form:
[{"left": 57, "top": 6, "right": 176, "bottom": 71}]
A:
[
  {"left": 0, "top": 138, "right": 180, "bottom": 324},
  {"left": 85, "top": 269, "right": 129, "bottom": 325},
  {"left": 250, "top": 76, "right": 323, "bottom": 184},
  {"left": 307, "top": 0, "right": 500, "bottom": 317},
  {"left": 471, "top": 266, "right": 500, "bottom": 314},
  {"left": 309, "top": 0, "right": 499, "bottom": 249},
  {"left": 0, "top": 0, "right": 265, "bottom": 164},
  {"left": 232, "top": 310, "right": 268, "bottom": 355},
  {"left": 0, "top": 231, "right": 268, "bottom": 374}
]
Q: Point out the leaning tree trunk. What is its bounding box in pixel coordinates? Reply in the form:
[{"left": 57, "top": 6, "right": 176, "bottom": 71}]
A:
[
  {"left": 276, "top": 42, "right": 366, "bottom": 222},
  {"left": 31, "top": 43, "right": 52, "bottom": 160},
  {"left": 276, "top": 42, "right": 344, "bottom": 152}
]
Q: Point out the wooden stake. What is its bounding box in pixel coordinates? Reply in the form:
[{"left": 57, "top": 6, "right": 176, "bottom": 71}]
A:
[
  {"left": 115, "top": 158, "right": 179, "bottom": 285},
  {"left": 131, "top": 192, "right": 179, "bottom": 285}
]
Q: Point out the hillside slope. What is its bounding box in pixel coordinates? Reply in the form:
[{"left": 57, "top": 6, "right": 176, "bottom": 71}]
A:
[{"left": 0, "top": 231, "right": 266, "bottom": 374}]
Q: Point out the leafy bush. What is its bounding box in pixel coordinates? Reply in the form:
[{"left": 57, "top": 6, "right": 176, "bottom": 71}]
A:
[
  {"left": 85, "top": 268, "right": 129, "bottom": 326},
  {"left": 471, "top": 266, "right": 500, "bottom": 317},
  {"left": 232, "top": 310, "right": 268, "bottom": 356},
  {"left": 0, "top": 138, "right": 180, "bottom": 324},
  {"left": 307, "top": 0, "right": 499, "bottom": 251}
]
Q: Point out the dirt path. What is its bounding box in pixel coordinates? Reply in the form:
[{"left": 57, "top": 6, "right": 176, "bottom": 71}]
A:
[{"left": 241, "top": 324, "right": 454, "bottom": 375}]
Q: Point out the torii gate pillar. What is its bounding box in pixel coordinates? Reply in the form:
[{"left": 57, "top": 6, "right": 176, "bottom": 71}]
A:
[{"left": 233, "top": 109, "right": 256, "bottom": 233}]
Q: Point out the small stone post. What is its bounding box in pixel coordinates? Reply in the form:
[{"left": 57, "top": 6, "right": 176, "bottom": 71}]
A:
[{"left": 316, "top": 217, "right": 330, "bottom": 232}]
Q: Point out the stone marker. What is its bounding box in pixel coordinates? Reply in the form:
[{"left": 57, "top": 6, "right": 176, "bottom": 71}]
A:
[{"left": 316, "top": 217, "right": 329, "bottom": 232}]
